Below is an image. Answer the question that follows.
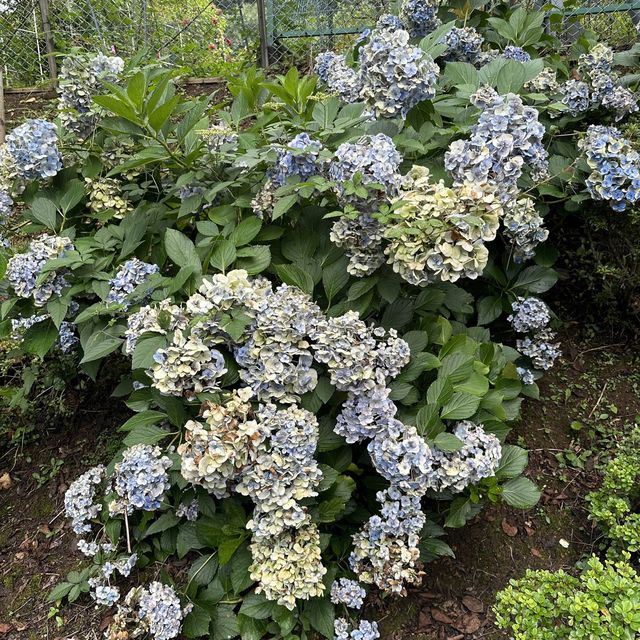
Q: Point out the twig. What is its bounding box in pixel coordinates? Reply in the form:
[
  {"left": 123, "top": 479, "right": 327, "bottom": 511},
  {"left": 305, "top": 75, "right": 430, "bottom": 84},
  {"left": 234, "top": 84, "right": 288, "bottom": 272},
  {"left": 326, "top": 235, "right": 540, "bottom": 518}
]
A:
[
  {"left": 124, "top": 511, "right": 131, "bottom": 554},
  {"left": 588, "top": 382, "right": 608, "bottom": 419},
  {"left": 572, "top": 343, "right": 625, "bottom": 362}
]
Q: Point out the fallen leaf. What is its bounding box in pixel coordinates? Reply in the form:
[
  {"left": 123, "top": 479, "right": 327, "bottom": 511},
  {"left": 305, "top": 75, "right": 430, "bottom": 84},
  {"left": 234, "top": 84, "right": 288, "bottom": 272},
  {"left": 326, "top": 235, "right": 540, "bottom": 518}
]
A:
[
  {"left": 38, "top": 524, "right": 51, "bottom": 536},
  {"left": 0, "top": 623, "right": 12, "bottom": 634},
  {"left": 99, "top": 616, "right": 113, "bottom": 632},
  {"left": 0, "top": 473, "right": 12, "bottom": 490},
  {"left": 431, "top": 608, "right": 453, "bottom": 625},
  {"left": 524, "top": 521, "right": 535, "bottom": 536},
  {"left": 501, "top": 518, "right": 518, "bottom": 537},
  {"left": 453, "top": 613, "right": 482, "bottom": 634},
  {"left": 14, "top": 552, "right": 26, "bottom": 560},
  {"left": 531, "top": 547, "right": 542, "bottom": 557},
  {"left": 462, "top": 595, "right": 484, "bottom": 613},
  {"left": 418, "top": 610, "right": 432, "bottom": 630}
]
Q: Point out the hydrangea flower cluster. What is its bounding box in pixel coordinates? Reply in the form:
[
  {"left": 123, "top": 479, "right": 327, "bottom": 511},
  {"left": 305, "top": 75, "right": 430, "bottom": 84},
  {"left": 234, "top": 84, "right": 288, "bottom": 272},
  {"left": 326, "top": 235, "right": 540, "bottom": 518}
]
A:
[
  {"left": 502, "top": 197, "right": 549, "bottom": 262},
  {"left": 427, "top": 421, "right": 502, "bottom": 492},
  {"left": 358, "top": 28, "right": 440, "bottom": 119},
  {"left": 235, "top": 284, "right": 323, "bottom": 402},
  {"left": 399, "top": 0, "right": 441, "bottom": 38},
  {"left": 175, "top": 500, "right": 199, "bottom": 521},
  {"left": 315, "top": 51, "right": 363, "bottom": 103},
  {"left": 517, "top": 366, "right": 536, "bottom": 386},
  {"left": 0, "top": 190, "right": 13, "bottom": 221},
  {"left": 444, "top": 87, "right": 548, "bottom": 201},
  {"left": 107, "top": 582, "right": 189, "bottom": 640},
  {"left": 267, "top": 133, "right": 324, "bottom": 187},
  {"left": 200, "top": 124, "right": 239, "bottom": 155},
  {"left": 503, "top": 45, "right": 531, "bottom": 62},
  {"left": 11, "top": 313, "right": 78, "bottom": 353},
  {"left": 376, "top": 14, "right": 404, "bottom": 30},
  {"left": 578, "top": 42, "right": 614, "bottom": 76},
  {"left": 150, "top": 329, "right": 228, "bottom": 395},
  {"left": 58, "top": 53, "right": 125, "bottom": 137},
  {"left": 5, "top": 119, "right": 62, "bottom": 181},
  {"left": 508, "top": 297, "right": 551, "bottom": 333},
  {"left": 384, "top": 165, "right": 502, "bottom": 285},
  {"left": 124, "top": 298, "right": 186, "bottom": 354},
  {"left": 334, "top": 618, "right": 380, "bottom": 640},
  {"left": 577, "top": 124, "right": 640, "bottom": 212},
  {"left": 64, "top": 465, "right": 105, "bottom": 535},
  {"left": 440, "top": 27, "right": 484, "bottom": 63},
  {"left": 329, "top": 133, "right": 401, "bottom": 208},
  {"left": 525, "top": 67, "right": 559, "bottom": 93},
  {"left": 178, "top": 388, "right": 267, "bottom": 498},
  {"left": 517, "top": 328, "right": 562, "bottom": 371},
  {"left": 92, "top": 583, "right": 120, "bottom": 606},
  {"left": 106, "top": 258, "right": 160, "bottom": 306},
  {"left": 109, "top": 444, "right": 172, "bottom": 516},
  {"left": 331, "top": 578, "right": 366, "bottom": 609},
  {"left": 85, "top": 177, "right": 132, "bottom": 219},
  {"left": 330, "top": 213, "right": 386, "bottom": 277},
  {"left": 6, "top": 234, "right": 74, "bottom": 306},
  {"left": 559, "top": 79, "right": 591, "bottom": 115}
]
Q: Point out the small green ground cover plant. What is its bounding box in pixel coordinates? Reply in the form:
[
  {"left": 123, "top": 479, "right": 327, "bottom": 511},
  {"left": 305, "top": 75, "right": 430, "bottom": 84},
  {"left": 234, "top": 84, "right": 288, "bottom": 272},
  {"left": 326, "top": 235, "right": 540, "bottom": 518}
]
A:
[{"left": 0, "top": 0, "right": 639, "bottom": 638}]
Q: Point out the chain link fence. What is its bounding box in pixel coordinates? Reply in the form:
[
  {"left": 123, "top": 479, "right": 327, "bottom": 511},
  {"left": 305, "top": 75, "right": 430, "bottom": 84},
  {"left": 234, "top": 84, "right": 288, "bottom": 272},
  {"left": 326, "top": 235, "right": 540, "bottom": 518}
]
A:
[
  {"left": 1, "top": 0, "right": 640, "bottom": 87},
  {"left": 1, "top": 0, "right": 260, "bottom": 88}
]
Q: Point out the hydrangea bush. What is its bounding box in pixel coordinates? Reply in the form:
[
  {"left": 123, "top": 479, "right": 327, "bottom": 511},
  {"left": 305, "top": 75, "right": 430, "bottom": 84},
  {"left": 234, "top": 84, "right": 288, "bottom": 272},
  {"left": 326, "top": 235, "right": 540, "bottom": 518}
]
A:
[{"left": 0, "top": 1, "right": 638, "bottom": 637}]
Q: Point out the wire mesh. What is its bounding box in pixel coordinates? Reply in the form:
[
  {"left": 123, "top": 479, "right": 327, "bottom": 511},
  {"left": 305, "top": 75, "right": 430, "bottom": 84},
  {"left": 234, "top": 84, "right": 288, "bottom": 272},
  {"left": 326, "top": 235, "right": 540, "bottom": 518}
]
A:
[
  {"left": 0, "top": 0, "right": 51, "bottom": 88},
  {"left": 263, "top": 0, "right": 390, "bottom": 66}
]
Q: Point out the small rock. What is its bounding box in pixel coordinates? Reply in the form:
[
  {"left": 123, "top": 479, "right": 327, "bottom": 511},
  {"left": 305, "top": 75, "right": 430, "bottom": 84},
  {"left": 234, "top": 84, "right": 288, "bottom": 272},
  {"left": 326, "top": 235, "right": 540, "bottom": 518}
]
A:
[
  {"left": 501, "top": 518, "right": 518, "bottom": 537},
  {"left": 431, "top": 608, "right": 454, "bottom": 625},
  {"left": 0, "top": 473, "right": 12, "bottom": 490},
  {"left": 462, "top": 595, "right": 484, "bottom": 613},
  {"left": 559, "top": 538, "right": 570, "bottom": 548}
]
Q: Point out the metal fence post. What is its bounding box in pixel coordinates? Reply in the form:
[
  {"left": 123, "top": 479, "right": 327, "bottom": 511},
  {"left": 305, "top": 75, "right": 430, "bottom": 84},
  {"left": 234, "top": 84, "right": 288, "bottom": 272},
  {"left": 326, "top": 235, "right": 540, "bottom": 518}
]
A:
[
  {"left": 257, "top": 0, "right": 270, "bottom": 67},
  {"left": 0, "top": 69, "right": 5, "bottom": 144},
  {"left": 38, "top": 0, "right": 58, "bottom": 85}
]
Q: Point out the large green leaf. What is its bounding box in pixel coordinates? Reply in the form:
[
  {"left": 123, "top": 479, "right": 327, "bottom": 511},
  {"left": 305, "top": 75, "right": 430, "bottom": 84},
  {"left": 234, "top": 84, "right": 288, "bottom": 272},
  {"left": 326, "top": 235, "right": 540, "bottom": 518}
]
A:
[
  {"left": 496, "top": 445, "right": 529, "bottom": 479},
  {"left": 304, "top": 598, "right": 334, "bottom": 639},
  {"left": 79, "top": 332, "right": 123, "bottom": 364},
  {"left": 165, "top": 229, "right": 201, "bottom": 270},
  {"left": 22, "top": 318, "right": 59, "bottom": 358},
  {"left": 502, "top": 477, "right": 541, "bottom": 509},
  {"left": 30, "top": 197, "right": 58, "bottom": 230},
  {"left": 440, "top": 392, "right": 481, "bottom": 419}
]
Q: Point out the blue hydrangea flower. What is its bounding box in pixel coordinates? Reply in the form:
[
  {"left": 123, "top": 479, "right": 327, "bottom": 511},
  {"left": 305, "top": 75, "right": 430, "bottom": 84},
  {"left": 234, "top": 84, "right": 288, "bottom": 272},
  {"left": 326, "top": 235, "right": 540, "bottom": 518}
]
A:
[
  {"left": 5, "top": 119, "right": 62, "bottom": 180},
  {"left": 267, "top": 133, "right": 324, "bottom": 187},
  {"left": 107, "top": 258, "right": 159, "bottom": 307},
  {"left": 315, "top": 51, "right": 363, "bottom": 103},
  {"left": 517, "top": 328, "right": 561, "bottom": 370},
  {"left": 503, "top": 45, "right": 531, "bottom": 62},
  {"left": 560, "top": 80, "right": 591, "bottom": 115},
  {"left": 517, "top": 366, "right": 535, "bottom": 386},
  {"left": 0, "top": 191, "right": 12, "bottom": 220},
  {"left": 359, "top": 28, "right": 440, "bottom": 119},
  {"left": 444, "top": 87, "right": 548, "bottom": 200},
  {"left": 399, "top": 0, "right": 441, "bottom": 38},
  {"left": 137, "top": 582, "right": 186, "bottom": 640},
  {"left": 376, "top": 14, "right": 404, "bottom": 31},
  {"left": 578, "top": 124, "right": 640, "bottom": 212},
  {"left": 329, "top": 133, "right": 402, "bottom": 206},
  {"left": 330, "top": 578, "right": 366, "bottom": 609},
  {"left": 6, "top": 234, "right": 74, "bottom": 306},
  {"left": 92, "top": 584, "right": 120, "bottom": 606},
  {"left": 503, "top": 197, "right": 549, "bottom": 262},
  {"left": 508, "top": 297, "right": 551, "bottom": 333},
  {"left": 109, "top": 444, "right": 172, "bottom": 515},
  {"left": 440, "top": 27, "right": 484, "bottom": 63},
  {"left": 64, "top": 465, "right": 105, "bottom": 534},
  {"left": 335, "top": 618, "right": 380, "bottom": 640}
]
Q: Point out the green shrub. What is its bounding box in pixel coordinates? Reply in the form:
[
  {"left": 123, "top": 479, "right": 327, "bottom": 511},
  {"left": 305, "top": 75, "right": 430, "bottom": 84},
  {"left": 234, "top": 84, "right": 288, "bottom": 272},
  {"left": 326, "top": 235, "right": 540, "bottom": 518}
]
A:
[{"left": 494, "top": 554, "right": 640, "bottom": 640}]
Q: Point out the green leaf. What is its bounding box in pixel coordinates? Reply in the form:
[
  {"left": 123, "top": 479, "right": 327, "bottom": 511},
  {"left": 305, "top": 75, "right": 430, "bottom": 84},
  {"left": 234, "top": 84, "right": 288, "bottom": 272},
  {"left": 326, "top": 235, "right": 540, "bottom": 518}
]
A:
[
  {"left": 477, "top": 295, "right": 503, "bottom": 325},
  {"left": 496, "top": 445, "right": 529, "bottom": 479},
  {"left": 189, "top": 554, "right": 218, "bottom": 589},
  {"left": 30, "top": 197, "right": 58, "bottom": 230},
  {"left": 440, "top": 392, "right": 481, "bottom": 420},
  {"left": 132, "top": 335, "right": 166, "bottom": 370},
  {"left": 59, "top": 179, "right": 86, "bottom": 214},
  {"left": 218, "top": 536, "right": 244, "bottom": 566},
  {"left": 79, "top": 332, "right": 123, "bottom": 364},
  {"left": 48, "top": 582, "right": 73, "bottom": 602},
  {"left": 210, "top": 239, "right": 237, "bottom": 273},
  {"left": 433, "top": 432, "right": 465, "bottom": 452},
  {"left": 322, "top": 257, "right": 350, "bottom": 302},
  {"left": 237, "top": 615, "right": 266, "bottom": 640},
  {"left": 513, "top": 266, "right": 558, "bottom": 293},
  {"left": 149, "top": 95, "right": 181, "bottom": 132},
  {"left": 144, "top": 512, "right": 180, "bottom": 538},
  {"left": 123, "top": 423, "right": 170, "bottom": 446},
  {"left": 230, "top": 545, "right": 253, "bottom": 593},
  {"left": 234, "top": 245, "right": 271, "bottom": 275},
  {"left": 272, "top": 194, "right": 297, "bottom": 220},
  {"left": 211, "top": 604, "right": 239, "bottom": 640},
  {"left": 304, "top": 598, "right": 335, "bottom": 639},
  {"left": 230, "top": 217, "right": 262, "bottom": 246},
  {"left": 119, "top": 410, "right": 167, "bottom": 432},
  {"left": 444, "top": 62, "right": 479, "bottom": 89},
  {"left": 93, "top": 94, "right": 140, "bottom": 122},
  {"left": 445, "top": 497, "right": 481, "bottom": 528},
  {"left": 177, "top": 523, "right": 206, "bottom": 559},
  {"left": 47, "top": 298, "right": 69, "bottom": 329},
  {"left": 274, "top": 264, "right": 314, "bottom": 294},
  {"left": 183, "top": 605, "right": 211, "bottom": 638},
  {"left": 21, "top": 319, "right": 59, "bottom": 358},
  {"left": 239, "top": 593, "right": 274, "bottom": 620},
  {"left": 165, "top": 229, "right": 201, "bottom": 270},
  {"left": 501, "top": 477, "right": 541, "bottom": 509}
]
